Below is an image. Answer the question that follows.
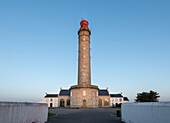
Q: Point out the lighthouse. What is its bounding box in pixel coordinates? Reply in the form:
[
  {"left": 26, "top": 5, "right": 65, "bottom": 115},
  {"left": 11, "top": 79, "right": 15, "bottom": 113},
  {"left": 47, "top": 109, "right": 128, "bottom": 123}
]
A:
[
  {"left": 78, "top": 20, "right": 91, "bottom": 86},
  {"left": 70, "top": 20, "right": 99, "bottom": 108}
]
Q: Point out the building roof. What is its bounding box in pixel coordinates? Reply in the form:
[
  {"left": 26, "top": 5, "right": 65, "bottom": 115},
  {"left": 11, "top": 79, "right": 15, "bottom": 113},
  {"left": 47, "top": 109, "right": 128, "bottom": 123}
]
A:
[
  {"left": 123, "top": 97, "right": 129, "bottom": 101},
  {"left": 59, "top": 89, "right": 70, "bottom": 96},
  {"left": 44, "top": 94, "right": 58, "bottom": 98},
  {"left": 98, "top": 89, "right": 109, "bottom": 96},
  {"left": 110, "top": 94, "right": 123, "bottom": 97}
]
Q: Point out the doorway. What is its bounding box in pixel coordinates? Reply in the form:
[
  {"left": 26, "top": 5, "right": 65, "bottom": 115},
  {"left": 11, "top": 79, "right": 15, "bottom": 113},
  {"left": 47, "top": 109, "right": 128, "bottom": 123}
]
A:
[
  {"left": 60, "top": 99, "right": 65, "bottom": 107},
  {"left": 50, "top": 103, "right": 53, "bottom": 107},
  {"left": 82, "top": 100, "right": 86, "bottom": 108}
]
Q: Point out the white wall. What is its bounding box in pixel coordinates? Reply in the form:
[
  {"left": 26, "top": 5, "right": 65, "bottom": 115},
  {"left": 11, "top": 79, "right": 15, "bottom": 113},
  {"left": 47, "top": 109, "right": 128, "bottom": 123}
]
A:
[
  {"left": 121, "top": 102, "right": 170, "bottom": 123},
  {"left": 0, "top": 102, "right": 48, "bottom": 123}
]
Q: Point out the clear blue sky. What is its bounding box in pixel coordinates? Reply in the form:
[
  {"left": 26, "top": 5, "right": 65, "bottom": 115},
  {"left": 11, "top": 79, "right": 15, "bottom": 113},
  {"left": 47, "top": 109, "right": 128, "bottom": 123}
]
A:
[{"left": 0, "top": 0, "right": 170, "bottom": 102}]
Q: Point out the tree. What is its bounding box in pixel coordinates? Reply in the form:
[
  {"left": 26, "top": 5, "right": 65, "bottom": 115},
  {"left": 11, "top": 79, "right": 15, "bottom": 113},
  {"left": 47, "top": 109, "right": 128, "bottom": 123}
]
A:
[{"left": 135, "top": 90, "right": 160, "bottom": 102}]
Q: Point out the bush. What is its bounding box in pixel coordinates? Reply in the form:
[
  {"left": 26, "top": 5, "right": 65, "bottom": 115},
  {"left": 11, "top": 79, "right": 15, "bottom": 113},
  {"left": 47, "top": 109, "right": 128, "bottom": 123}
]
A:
[{"left": 116, "top": 110, "right": 121, "bottom": 117}]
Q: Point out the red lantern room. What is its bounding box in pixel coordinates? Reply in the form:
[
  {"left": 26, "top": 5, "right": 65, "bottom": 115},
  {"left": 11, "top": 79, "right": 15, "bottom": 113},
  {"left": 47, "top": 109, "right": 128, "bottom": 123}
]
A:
[
  {"left": 80, "top": 20, "right": 89, "bottom": 26},
  {"left": 78, "top": 19, "right": 91, "bottom": 35}
]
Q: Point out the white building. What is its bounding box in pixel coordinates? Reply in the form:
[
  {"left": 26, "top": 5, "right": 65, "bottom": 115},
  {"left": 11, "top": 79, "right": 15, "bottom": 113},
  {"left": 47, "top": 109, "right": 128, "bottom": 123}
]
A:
[
  {"left": 43, "top": 91, "right": 129, "bottom": 108},
  {"left": 110, "top": 94, "right": 129, "bottom": 107},
  {"left": 44, "top": 94, "right": 58, "bottom": 107}
]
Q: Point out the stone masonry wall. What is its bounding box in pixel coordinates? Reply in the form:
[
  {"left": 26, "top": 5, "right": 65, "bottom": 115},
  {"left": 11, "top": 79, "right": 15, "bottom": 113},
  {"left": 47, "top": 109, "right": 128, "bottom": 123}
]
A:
[
  {"left": 78, "top": 30, "right": 91, "bottom": 86},
  {"left": 70, "top": 87, "right": 98, "bottom": 108}
]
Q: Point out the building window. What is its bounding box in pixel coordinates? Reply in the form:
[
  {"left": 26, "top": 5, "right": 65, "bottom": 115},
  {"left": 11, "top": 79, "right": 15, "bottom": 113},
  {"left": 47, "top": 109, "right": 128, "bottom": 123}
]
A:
[
  {"left": 46, "top": 98, "right": 48, "bottom": 102},
  {"left": 119, "top": 98, "right": 122, "bottom": 102},
  {"left": 83, "top": 91, "right": 86, "bottom": 96},
  {"left": 51, "top": 99, "right": 53, "bottom": 102}
]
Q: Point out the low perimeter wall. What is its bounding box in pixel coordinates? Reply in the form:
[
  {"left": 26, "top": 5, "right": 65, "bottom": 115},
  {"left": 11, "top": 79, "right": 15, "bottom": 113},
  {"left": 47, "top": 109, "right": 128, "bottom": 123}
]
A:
[
  {"left": 0, "top": 102, "right": 48, "bottom": 123},
  {"left": 121, "top": 102, "right": 170, "bottom": 123}
]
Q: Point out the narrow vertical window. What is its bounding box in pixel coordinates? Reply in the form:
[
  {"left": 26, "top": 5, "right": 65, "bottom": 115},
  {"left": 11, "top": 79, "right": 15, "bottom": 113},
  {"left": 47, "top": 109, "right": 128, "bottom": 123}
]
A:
[{"left": 83, "top": 91, "right": 86, "bottom": 96}]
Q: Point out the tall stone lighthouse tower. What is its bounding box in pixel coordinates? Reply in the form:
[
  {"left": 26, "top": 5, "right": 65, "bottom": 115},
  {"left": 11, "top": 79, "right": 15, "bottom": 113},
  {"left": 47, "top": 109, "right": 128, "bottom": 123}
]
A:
[
  {"left": 78, "top": 20, "right": 91, "bottom": 86},
  {"left": 70, "top": 20, "right": 98, "bottom": 108}
]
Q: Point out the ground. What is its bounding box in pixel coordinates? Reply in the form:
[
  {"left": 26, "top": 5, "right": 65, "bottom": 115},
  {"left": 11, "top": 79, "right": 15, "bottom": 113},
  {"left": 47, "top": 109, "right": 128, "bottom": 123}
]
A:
[{"left": 47, "top": 108, "right": 122, "bottom": 123}]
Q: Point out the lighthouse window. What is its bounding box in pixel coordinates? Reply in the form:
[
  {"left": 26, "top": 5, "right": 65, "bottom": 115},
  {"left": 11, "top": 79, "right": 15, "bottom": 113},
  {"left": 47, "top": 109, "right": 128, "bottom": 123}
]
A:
[
  {"left": 82, "top": 38, "right": 86, "bottom": 41},
  {"left": 83, "top": 91, "right": 86, "bottom": 96},
  {"left": 83, "top": 65, "right": 86, "bottom": 68}
]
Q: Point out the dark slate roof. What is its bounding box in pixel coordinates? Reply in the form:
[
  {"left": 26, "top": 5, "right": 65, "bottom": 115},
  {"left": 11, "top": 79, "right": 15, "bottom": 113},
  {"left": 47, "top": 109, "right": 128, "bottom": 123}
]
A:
[
  {"left": 110, "top": 94, "right": 123, "bottom": 97},
  {"left": 44, "top": 94, "right": 58, "bottom": 98},
  {"left": 59, "top": 89, "right": 70, "bottom": 96},
  {"left": 123, "top": 97, "right": 129, "bottom": 101},
  {"left": 98, "top": 89, "right": 109, "bottom": 96}
]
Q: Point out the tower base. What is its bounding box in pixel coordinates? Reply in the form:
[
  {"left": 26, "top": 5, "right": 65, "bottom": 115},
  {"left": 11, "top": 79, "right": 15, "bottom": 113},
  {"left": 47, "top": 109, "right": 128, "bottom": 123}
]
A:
[{"left": 70, "top": 85, "right": 99, "bottom": 108}]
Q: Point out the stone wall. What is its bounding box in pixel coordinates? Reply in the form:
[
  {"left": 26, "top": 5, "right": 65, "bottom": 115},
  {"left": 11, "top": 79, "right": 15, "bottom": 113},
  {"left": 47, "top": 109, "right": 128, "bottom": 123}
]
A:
[
  {"left": 0, "top": 102, "right": 48, "bottom": 123},
  {"left": 58, "top": 96, "right": 70, "bottom": 107},
  {"left": 121, "top": 102, "right": 170, "bottom": 123},
  {"left": 98, "top": 96, "right": 110, "bottom": 107},
  {"left": 78, "top": 30, "right": 91, "bottom": 86},
  {"left": 70, "top": 87, "right": 98, "bottom": 108}
]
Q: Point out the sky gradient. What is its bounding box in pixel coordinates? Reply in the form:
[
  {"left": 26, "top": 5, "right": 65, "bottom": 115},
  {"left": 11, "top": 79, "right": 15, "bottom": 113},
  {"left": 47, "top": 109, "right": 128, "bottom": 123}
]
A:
[{"left": 0, "top": 0, "right": 170, "bottom": 102}]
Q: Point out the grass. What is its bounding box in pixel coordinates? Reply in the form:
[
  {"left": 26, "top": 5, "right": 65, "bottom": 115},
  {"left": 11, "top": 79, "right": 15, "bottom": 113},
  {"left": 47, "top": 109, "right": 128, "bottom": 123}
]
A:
[
  {"left": 48, "top": 112, "right": 56, "bottom": 117},
  {"left": 48, "top": 107, "right": 56, "bottom": 109}
]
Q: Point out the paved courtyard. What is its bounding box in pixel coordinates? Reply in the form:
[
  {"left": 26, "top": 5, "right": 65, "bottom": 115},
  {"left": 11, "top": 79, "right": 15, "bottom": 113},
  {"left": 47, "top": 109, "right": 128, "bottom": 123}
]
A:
[{"left": 47, "top": 108, "right": 122, "bottom": 123}]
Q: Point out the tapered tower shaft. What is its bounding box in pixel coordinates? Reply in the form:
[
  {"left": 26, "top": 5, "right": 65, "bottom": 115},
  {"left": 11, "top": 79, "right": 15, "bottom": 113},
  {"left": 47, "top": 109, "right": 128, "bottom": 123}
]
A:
[
  {"left": 70, "top": 20, "right": 98, "bottom": 108},
  {"left": 78, "top": 20, "right": 91, "bottom": 86}
]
